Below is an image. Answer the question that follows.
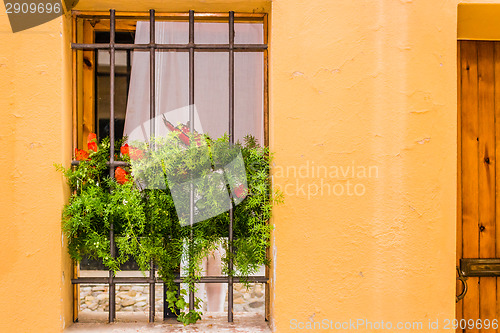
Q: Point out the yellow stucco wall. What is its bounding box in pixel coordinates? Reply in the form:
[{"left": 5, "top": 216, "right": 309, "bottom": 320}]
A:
[
  {"left": 0, "top": 5, "right": 73, "bottom": 333},
  {"left": 269, "top": 0, "right": 458, "bottom": 332},
  {"left": 0, "top": 0, "right": 477, "bottom": 332}
]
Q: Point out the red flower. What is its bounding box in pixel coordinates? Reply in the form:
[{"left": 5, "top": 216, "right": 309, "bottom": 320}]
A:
[
  {"left": 179, "top": 124, "right": 204, "bottom": 146},
  {"left": 162, "top": 116, "right": 202, "bottom": 146},
  {"left": 88, "top": 142, "right": 98, "bottom": 152},
  {"left": 115, "top": 167, "right": 129, "bottom": 185},
  {"left": 129, "top": 147, "right": 144, "bottom": 160},
  {"left": 120, "top": 143, "right": 130, "bottom": 156},
  {"left": 87, "top": 133, "right": 98, "bottom": 152},
  {"left": 234, "top": 184, "right": 248, "bottom": 199},
  {"left": 75, "top": 148, "right": 89, "bottom": 161}
]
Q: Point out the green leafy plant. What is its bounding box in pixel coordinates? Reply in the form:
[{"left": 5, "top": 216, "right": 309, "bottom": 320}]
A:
[{"left": 56, "top": 132, "right": 283, "bottom": 324}]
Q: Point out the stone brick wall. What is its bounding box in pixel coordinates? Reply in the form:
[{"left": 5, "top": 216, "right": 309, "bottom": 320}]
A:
[{"left": 79, "top": 283, "right": 265, "bottom": 314}]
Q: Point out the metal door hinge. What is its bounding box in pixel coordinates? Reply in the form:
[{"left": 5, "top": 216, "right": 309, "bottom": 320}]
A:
[{"left": 456, "top": 266, "right": 468, "bottom": 303}]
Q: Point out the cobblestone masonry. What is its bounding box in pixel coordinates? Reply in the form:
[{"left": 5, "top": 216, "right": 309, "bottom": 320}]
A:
[{"left": 79, "top": 283, "right": 265, "bottom": 315}]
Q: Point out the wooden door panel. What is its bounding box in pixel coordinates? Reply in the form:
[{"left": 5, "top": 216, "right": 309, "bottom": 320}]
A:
[
  {"left": 459, "top": 40, "right": 499, "bottom": 333},
  {"left": 460, "top": 40, "right": 480, "bottom": 333},
  {"left": 478, "top": 41, "right": 497, "bottom": 330}
]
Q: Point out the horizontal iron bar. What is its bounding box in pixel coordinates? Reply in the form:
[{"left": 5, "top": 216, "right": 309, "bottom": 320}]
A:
[
  {"left": 460, "top": 258, "right": 500, "bottom": 277},
  {"left": 71, "top": 160, "right": 129, "bottom": 167},
  {"left": 96, "top": 72, "right": 130, "bottom": 77},
  {"left": 72, "top": 276, "right": 268, "bottom": 284},
  {"left": 72, "top": 11, "right": 266, "bottom": 20},
  {"left": 72, "top": 43, "right": 267, "bottom": 51}
]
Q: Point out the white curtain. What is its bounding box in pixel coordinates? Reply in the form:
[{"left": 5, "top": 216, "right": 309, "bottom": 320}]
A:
[
  {"left": 124, "top": 21, "right": 264, "bottom": 313},
  {"left": 124, "top": 21, "right": 264, "bottom": 145}
]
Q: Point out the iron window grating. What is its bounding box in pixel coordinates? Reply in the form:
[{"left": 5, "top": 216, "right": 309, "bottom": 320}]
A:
[{"left": 70, "top": 9, "right": 269, "bottom": 324}]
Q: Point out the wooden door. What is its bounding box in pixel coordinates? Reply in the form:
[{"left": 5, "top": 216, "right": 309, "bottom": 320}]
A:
[{"left": 458, "top": 40, "right": 500, "bottom": 332}]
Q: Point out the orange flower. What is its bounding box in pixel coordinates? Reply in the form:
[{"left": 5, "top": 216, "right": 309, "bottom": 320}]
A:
[
  {"left": 75, "top": 148, "right": 89, "bottom": 161},
  {"left": 129, "top": 147, "right": 144, "bottom": 160},
  {"left": 120, "top": 143, "right": 130, "bottom": 156},
  {"left": 87, "top": 133, "right": 98, "bottom": 152},
  {"left": 115, "top": 167, "right": 129, "bottom": 185}
]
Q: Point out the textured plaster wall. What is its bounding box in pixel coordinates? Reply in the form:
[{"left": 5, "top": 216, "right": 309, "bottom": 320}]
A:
[
  {"left": 269, "top": 0, "right": 457, "bottom": 332},
  {"left": 0, "top": 0, "right": 474, "bottom": 331},
  {"left": 0, "top": 8, "right": 73, "bottom": 333}
]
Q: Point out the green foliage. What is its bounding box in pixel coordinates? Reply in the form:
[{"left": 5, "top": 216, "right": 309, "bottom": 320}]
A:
[{"left": 56, "top": 133, "right": 282, "bottom": 325}]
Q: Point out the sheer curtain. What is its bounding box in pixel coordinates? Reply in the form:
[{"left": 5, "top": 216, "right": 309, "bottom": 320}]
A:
[
  {"left": 124, "top": 21, "right": 264, "bottom": 312},
  {"left": 124, "top": 21, "right": 263, "bottom": 145}
]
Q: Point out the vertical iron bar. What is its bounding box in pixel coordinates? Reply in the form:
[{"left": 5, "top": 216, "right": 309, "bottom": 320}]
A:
[
  {"left": 263, "top": 13, "right": 270, "bottom": 322},
  {"left": 188, "top": 9, "right": 196, "bottom": 312},
  {"left": 108, "top": 8, "right": 116, "bottom": 324},
  {"left": 149, "top": 9, "right": 156, "bottom": 323},
  {"left": 150, "top": 9, "right": 156, "bottom": 141},
  {"left": 71, "top": 14, "right": 79, "bottom": 323},
  {"left": 228, "top": 10, "right": 235, "bottom": 323}
]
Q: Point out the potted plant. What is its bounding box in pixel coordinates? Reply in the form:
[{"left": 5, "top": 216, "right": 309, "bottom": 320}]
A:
[{"left": 56, "top": 131, "right": 282, "bottom": 324}]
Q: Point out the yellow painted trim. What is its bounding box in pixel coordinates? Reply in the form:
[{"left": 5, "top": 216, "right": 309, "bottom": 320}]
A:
[
  {"left": 74, "top": 0, "right": 271, "bottom": 15},
  {"left": 458, "top": 3, "right": 500, "bottom": 41}
]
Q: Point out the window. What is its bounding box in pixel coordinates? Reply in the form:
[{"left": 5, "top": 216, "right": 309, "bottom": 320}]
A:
[{"left": 71, "top": 9, "right": 268, "bottom": 323}]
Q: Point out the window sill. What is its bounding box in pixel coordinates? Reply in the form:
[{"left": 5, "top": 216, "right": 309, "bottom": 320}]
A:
[{"left": 64, "top": 312, "right": 271, "bottom": 333}]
